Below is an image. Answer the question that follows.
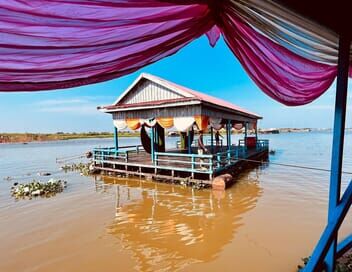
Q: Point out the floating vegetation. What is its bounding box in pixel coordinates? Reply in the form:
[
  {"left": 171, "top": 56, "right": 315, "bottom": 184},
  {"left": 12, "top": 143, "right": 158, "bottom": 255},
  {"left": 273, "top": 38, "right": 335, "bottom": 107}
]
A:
[
  {"left": 297, "top": 254, "right": 352, "bottom": 272},
  {"left": 11, "top": 179, "right": 67, "bottom": 199},
  {"left": 37, "top": 172, "right": 51, "bottom": 176},
  {"left": 60, "top": 162, "right": 93, "bottom": 176}
]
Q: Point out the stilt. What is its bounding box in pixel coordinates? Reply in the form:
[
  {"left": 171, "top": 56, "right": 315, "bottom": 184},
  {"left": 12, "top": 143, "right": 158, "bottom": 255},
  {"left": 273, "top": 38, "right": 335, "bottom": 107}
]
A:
[{"left": 114, "top": 127, "right": 119, "bottom": 150}]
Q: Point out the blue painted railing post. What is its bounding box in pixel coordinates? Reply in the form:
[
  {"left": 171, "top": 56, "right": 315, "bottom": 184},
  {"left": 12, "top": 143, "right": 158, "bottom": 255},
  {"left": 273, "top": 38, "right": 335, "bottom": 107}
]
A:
[
  {"left": 114, "top": 126, "right": 119, "bottom": 151},
  {"left": 325, "top": 35, "right": 351, "bottom": 272},
  {"left": 150, "top": 126, "right": 155, "bottom": 162},
  {"left": 228, "top": 120, "right": 231, "bottom": 149},
  {"left": 303, "top": 35, "right": 351, "bottom": 272},
  {"left": 210, "top": 126, "right": 214, "bottom": 153},
  {"left": 244, "top": 122, "right": 248, "bottom": 156},
  {"left": 187, "top": 130, "right": 191, "bottom": 154}
]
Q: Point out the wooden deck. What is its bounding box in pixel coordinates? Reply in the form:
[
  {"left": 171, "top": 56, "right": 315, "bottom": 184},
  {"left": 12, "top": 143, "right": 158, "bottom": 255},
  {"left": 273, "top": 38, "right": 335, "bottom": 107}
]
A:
[{"left": 93, "top": 139, "right": 269, "bottom": 185}]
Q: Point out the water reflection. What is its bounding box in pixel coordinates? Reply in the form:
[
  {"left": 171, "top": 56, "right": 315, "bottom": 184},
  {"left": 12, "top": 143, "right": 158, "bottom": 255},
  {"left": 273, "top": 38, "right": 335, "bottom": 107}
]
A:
[{"left": 97, "top": 175, "right": 262, "bottom": 272}]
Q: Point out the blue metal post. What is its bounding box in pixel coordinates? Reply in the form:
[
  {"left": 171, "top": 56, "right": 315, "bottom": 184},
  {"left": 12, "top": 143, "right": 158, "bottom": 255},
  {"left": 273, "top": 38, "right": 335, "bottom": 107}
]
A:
[
  {"left": 114, "top": 127, "right": 119, "bottom": 150},
  {"left": 150, "top": 126, "right": 155, "bottom": 162},
  {"left": 210, "top": 126, "right": 214, "bottom": 153},
  {"left": 228, "top": 120, "right": 231, "bottom": 150},
  {"left": 325, "top": 35, "right": 351, "bottom": 272},
  {"left": 187, "top": 130, "right": 191, "bottom": 154},
  {"left": 244, "top": 122, "right": 248, "bottom": 139}
]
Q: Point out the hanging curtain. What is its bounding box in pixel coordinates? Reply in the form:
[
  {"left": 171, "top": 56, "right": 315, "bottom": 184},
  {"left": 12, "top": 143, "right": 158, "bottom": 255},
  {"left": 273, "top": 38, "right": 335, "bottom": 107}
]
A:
[
  {"left": 140, "top": 118, "right": 157, "bottom": 127},
  {"left": 126, "top": 118, "right": 141, "bottom": 130},
  {"left": 233, "top": 123, "right": 244, "bottom": 130},
  {"left": 194, "top": 115, "right": 209, "bottom": 131},
  {"left": 248, "top": 122, "right": 257, "bottom": 130},
  {"left": 0, "top": 0, "right": 350, "bottom": 106},
  {"left": 113, "top": 119, "right": 127, "bottom": 130},
  {"left": 0, "top": 1, "right": 214, "bottom": 92},
  {"left": 174, "top": 117, "right": 195, "bottom": 132},
  {"left": 155, "top": 123, "right": 166, "bottom": 152},
  {"left": 140, "top": 125, "right": 152, "bottom": 154},
  {"left": 209, "top": 117, "right": 223, "bottom": 130},
  {"left": 157, "top": 117, "right": 174, "bottom": 129}
]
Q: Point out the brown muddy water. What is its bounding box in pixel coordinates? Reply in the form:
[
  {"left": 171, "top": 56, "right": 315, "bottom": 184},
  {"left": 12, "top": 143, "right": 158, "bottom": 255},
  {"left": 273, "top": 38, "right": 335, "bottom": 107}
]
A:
[{"left": 0, "top": 133, "right": 351, "bottom": 272}]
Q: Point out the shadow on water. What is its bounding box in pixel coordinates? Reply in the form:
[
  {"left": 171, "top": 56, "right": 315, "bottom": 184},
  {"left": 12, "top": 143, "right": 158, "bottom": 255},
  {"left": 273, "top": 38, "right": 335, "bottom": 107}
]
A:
[{"left": 96, "top": 174, "right": 263, "bottom": 272}]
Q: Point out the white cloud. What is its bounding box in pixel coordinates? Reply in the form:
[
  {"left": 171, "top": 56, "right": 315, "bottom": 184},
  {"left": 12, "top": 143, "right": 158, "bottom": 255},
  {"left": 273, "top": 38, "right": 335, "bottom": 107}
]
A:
[{"left": 34, "top": 96, "right": 112, "bottom": 115}]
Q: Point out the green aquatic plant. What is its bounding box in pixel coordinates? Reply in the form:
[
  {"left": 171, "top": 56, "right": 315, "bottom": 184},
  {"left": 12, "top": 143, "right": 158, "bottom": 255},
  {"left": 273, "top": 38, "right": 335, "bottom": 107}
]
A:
[
  {"left": 60, "top": 162, "right": 92, "bottom": 176},
  {"left": 11, "top": 179, "right": 67, "bottom": 199}
]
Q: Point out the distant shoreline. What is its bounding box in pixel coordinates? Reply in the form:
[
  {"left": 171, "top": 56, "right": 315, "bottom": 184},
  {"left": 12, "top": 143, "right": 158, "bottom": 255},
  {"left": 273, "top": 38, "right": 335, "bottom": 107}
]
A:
[
  {"left": 1, "top": 128, "right": 349, "bottom": 144},
  {"left": 0, "top": 132, "right": 139, "bottom": 144}
]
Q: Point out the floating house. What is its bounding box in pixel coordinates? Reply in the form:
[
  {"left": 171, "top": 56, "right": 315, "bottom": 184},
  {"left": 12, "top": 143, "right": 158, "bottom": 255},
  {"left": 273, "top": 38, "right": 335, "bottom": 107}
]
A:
[{"left": 94, "top": 73, "right": 268, "bottom": 187}]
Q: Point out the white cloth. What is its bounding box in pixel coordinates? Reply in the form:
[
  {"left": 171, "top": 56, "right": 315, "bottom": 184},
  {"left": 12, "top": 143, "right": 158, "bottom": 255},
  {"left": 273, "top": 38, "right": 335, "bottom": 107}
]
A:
[
  {"left": 233, "top": 123, "right": 243, "bottom": 130},
  {"left": 209, "top": 117, "right": 223, "bottom": 130},
  {"left": 174, "top": 116, "right": 195, "bottom": 132},
  {"left": 113, "top": 119, "right": 127, "bottom": 130},
  {"left": 248, "top": 122, "right": 256, "bottom": 130},
  {"left": 229, "top": 0, "right": 341, "bottom": 65}
]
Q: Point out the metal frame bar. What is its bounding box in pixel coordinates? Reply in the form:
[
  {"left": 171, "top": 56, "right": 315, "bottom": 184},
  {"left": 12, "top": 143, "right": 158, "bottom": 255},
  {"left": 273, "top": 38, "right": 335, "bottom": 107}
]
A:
[
  {"left": 303, "top": 35, "right": 351, "bottom": 272},
  {"left": 150, "top": 126, "right": 155, "bottom": 162},
  {"left": 114, "top": 127, "right": 119, "bottom": 150}
]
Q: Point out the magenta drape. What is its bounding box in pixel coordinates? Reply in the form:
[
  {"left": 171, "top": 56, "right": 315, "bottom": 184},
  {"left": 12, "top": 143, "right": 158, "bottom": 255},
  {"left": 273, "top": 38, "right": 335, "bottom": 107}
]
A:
[
  {"left": 220, "top": 8, "right": 338, "bottom": 106},
  {"left": 0, "top": 0, "right": 349, "bottom": 106},
  {"left": 0, "top": 1, "right": 214, "bottom": 91}
]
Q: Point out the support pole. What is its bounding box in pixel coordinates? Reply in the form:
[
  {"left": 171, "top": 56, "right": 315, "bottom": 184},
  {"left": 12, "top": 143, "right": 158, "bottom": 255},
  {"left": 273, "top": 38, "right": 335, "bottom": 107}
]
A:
[
  {"left": 150, "top": 126, "right": 155, "bottom": 162},
  {"left": 114, "top": 127, "right": 119, "bottom": 150},
  {"left": 244, "top": 122, "right": 248, "bottom": 139},
  {"left": 187, "top": 129, "right": 191, "bottom": 154},
  {"left": 227, "top": 120, "right": 231, "bottom": 150},
  {"left": 210, "top": 126, "right": 214, "bottom": 153},
  {"left": 325, "top": 35, "right": 351, "bottom": 272}
]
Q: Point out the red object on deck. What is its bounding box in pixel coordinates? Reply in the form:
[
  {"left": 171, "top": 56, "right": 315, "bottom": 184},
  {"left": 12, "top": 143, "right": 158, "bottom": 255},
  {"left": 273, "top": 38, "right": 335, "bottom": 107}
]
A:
[{"left": 245, "top": 137, "right": 257, "bottom": 148}]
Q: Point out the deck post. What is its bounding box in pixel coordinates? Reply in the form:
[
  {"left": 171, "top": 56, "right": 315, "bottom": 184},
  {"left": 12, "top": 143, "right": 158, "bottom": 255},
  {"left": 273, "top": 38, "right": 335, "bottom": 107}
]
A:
[
  {"left": 227, "top": 120, "right": 231, "bottom": 149},
  {"left": 187, "top": 129, "right": 191, "bottom": 154},
  {"left": 114, "top": 127, "right": 119, "bottom": 150},
  {"left": 255, "top": 122, "right": 258, "bottom": 141},
  {"left": 151, "top": 126, "right": 155, "bottom": 162},
  {"left": 325, "top": 35, "right": 351, "bottom": 272},
  {"left": 210, "top": 126, "right": 214, "bottom": 153}
]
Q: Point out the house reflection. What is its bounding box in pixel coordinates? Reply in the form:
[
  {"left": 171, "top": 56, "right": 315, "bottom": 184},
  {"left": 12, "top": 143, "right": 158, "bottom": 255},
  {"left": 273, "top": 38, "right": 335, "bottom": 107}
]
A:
[{"left": 97, "top": 176, "right": 262, "bottom": 272}]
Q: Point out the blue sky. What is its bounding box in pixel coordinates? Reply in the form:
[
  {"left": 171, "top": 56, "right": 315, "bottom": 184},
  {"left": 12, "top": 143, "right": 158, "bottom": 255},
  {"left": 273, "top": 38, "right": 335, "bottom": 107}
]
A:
[{"left": 0, "top": 36, "right": 350, "bottom": 133}]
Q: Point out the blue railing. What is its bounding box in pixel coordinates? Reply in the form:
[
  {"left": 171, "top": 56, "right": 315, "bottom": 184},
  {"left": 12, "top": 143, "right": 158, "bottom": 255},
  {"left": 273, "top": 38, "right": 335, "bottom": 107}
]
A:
[
  {"left": 93, "top": 145, "right": 144, "bottom": 163},
  {"left": 155, "top": 152, "right": 213, "bottom": 174},
  {"left": 93, "top": 139, "right": 269, "bottom": 176}
]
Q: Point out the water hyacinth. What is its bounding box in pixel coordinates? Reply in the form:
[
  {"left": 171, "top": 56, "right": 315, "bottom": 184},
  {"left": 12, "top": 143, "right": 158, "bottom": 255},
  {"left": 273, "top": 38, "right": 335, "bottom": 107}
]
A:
[
  {"left": 60, "top": 162, "right": 93, "bottom": 176},
  {"left": 11, "top": 179, "right": 67, "bottom": 199}
]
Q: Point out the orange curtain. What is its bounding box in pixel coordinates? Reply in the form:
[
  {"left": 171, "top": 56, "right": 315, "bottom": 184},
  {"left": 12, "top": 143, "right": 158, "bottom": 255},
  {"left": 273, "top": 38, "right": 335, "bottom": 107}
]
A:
[
  {"left": 194, "top": 115, "right": 209, "bottom": 132},
  {"left": 157, "top": 117, "right": 174, "bottom": 129},
  {"left": 233, "top": 123, "right": 244, "bottom": 130},
  {"left": 126, "top": 118, "right": 141, "bottom": 130}
]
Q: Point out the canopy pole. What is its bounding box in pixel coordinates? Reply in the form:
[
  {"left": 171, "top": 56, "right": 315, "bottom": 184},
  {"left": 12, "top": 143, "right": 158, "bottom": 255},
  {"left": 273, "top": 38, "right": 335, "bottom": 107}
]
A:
[
  {"left": 150, "top": 127, "right": 155, "bottom": 162},
  {"left": 244, "top": 122, "right": 248, "bottom": 139},
  {"left": 227, "top": 120, "right": 231, "bottom": 150},
  {"left": 187, "top": 130, "right": 191, "bottom": 154},
  {"left": 325, "top": 35, "right": 351, "bottom": 272},
  {"left": 210, "top": 126, "right": 214, "bottom": 153},
  {"left": 114, "top": 127, "right": 119, "bottom": 150}
]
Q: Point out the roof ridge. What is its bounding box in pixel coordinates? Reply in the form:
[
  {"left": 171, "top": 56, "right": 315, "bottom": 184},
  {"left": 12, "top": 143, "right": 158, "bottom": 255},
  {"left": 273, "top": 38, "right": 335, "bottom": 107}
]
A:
[{"left": 142, "top": 73, "right": 261, "bottom": 118}]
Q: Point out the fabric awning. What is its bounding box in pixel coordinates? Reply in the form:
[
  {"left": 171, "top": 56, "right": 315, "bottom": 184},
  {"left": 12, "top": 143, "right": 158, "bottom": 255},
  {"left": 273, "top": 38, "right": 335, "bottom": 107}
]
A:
[{"left": 0, "top": 1, "right": 350, "bottom": 106}]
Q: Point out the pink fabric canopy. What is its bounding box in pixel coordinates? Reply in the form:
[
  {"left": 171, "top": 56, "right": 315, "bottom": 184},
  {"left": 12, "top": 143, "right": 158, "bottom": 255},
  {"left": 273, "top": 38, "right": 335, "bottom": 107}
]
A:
[{"left": 0, "top": 0, "right": 350, "bottom": 106}]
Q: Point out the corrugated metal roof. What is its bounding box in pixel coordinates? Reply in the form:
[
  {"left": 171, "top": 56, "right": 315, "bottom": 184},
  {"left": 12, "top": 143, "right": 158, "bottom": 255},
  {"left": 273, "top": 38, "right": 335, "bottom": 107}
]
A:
[{"left": 99, "top": 73, "right": 261, "bottom": 119}]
